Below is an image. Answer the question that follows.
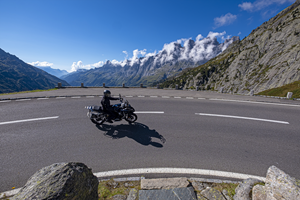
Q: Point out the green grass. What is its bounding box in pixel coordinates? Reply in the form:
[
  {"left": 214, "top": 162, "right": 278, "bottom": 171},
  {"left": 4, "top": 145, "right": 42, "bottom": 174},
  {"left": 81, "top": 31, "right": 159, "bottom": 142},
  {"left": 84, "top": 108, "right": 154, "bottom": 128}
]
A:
[
  {"left": 211, "top": 182, "right": 239, "bottom": 199},
  {"left": 98, "top": 179, "right": 140, "bottom": 200},
  {"left": 257, "top": 80, "right": 300, "bottom": 98},
  {"left": 0, "top": 88, "right": 58, "bottom": 96}
]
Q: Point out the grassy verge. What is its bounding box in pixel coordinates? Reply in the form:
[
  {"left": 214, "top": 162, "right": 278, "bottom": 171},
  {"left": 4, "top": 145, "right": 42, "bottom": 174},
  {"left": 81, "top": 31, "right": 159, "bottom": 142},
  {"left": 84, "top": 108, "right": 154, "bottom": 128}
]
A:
[
  {"left": 0, "top": 88, "right": 58, "bottom": 96},
  {"left": 257, "top": 80, "right": 300, "bottom": 98},
  {"left": 97, "top": 179, "right": 248, "bottom": 200}
]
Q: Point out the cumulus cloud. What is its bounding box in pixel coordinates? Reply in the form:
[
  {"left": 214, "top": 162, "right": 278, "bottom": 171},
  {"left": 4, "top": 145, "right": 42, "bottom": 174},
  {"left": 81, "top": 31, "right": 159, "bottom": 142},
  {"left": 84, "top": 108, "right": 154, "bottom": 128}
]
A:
[
  {"left": 239, "top": 0, "right": 295, "bottom": 12},
  {"left": 214, "top": 13, "right": 237, "bottom": 28},
  {"left": 29, "top": 61, "right": 54, "bottom": 67},
  {"left": 69, "top": 60, "right": 104, "bottom": 72},
  {"left": 69, "top": 32, "right": 236, "bottom": 72}
]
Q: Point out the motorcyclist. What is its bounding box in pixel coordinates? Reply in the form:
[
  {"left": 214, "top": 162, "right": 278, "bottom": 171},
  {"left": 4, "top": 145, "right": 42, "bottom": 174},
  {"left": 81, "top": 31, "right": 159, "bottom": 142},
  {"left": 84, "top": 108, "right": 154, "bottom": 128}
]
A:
[{"left": 101, "top": 90, "right": 120, "bottom": 123}]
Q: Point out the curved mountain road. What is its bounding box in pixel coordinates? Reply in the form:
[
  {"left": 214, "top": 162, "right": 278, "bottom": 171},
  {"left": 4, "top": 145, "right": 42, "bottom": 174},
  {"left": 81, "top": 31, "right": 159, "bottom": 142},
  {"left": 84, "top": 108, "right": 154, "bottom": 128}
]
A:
[{"left": 0, "top": 89, "right": 299, "bottom": 192}]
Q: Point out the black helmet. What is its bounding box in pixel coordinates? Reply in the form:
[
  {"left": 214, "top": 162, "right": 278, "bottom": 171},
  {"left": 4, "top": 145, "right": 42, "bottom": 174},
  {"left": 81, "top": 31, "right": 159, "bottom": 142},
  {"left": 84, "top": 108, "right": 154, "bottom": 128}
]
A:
[{"left": 103, "top": 90, "right": 111, "bottom": 97}]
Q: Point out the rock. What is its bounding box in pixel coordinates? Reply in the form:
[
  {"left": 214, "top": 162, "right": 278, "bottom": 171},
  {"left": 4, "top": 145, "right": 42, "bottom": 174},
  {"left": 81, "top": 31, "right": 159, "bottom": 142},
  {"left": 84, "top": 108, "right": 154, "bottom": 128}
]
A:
[
  {"left": 287, "top": 92, "right": 293, "bottom": 98},
  {"left": 126, "top": 188, "right": 138, "bottom": 200},
  {"left": 112, "top": 194, "right": 127, "bottom": 200},
  {"left": 222, "top": 189, "right": 233, "bottom": 200},
  {"left": 11, "top": 162, "right": 99, "bottom": 200},
  {"left": 139, "top": 187, "right": 197, "bottom": 200},
  {"left": 191, "top": 180, "right": 206, "bottom": 191},
  {"left": 108, "top": 181, "right": 119, "bottom": 189},
  {"left": 125, "top": 182, "right": 134, "bottom": 187},
  {"left": 233, "top": 178, "right": 261, "bottom": 200},
  {"left": 265, "top": 165, "right": 300, "bottom": 199},
  {"left": 200, "top": 187, "right": 226, "bottom": 200},
  {"left": 141, "top": 177, "right": 190, "bottom": 190},
  {"left": 252, "top": 184, "right": 267, "bottom": 200}
]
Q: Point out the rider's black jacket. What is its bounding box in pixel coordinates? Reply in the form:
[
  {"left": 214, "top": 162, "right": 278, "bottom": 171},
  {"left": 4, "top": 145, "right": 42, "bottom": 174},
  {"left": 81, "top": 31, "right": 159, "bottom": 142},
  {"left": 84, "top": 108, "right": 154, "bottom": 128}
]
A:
[{"left": 101, "top": 96, "right": 119, "bottom": 110}]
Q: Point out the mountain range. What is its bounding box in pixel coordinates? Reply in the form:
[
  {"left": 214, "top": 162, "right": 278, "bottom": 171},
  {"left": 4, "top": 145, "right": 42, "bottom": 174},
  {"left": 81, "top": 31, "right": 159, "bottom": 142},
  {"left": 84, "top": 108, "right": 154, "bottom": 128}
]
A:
[
  {"left": 62, "top": 34, "right": 239, "bottom": 87},
  {"left": 0, "top": 48, "right": 69, "bottom": 94},
  {"left": 160, "top": 0, "right": 300, "bottom": 94},
  {"left": 36, "top": 66, "right": 69, "bottom": 78}
]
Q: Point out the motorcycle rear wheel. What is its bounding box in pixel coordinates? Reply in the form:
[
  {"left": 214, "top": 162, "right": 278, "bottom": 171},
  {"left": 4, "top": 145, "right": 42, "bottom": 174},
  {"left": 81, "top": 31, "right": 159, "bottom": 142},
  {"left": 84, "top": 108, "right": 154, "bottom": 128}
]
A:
[
  {"left": 91, "top": 114, "right": 106, "bottom": 125},
  {"left": 125, "top": 113, "right": 137, "bottom": 124}
]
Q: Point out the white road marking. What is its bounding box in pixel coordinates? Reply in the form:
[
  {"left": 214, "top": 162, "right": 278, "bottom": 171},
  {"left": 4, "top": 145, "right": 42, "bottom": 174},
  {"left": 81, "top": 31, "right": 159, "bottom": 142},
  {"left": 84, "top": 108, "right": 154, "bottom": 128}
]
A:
[
  {"left": 16, "top": 99, "right": 31, "bottom": 102},
  {"left": 186, "top": 97, "right": 194, "bottom": 99},
  {"left": 209, "top": 98, "right": 300, "bottom": 107},
  {"left": 56, "top": 97, "right": 66, "bottom": 99},
  {"left": 126, "top": 96, "right": 133, "bottom": 98},
  {"left": 150, "top": 96, "right": 158, "bottom": 98},
  {"left": 0, "top": 100, "right": 11, "bottom": 103},
  {"left": 162, "top": 96, "right": 170, "bottom": 98},
  {"left": 198, "top": 98, "right": 206, "bottom": 100},
  {"left": 174, "top": 97, "right": 181, "bottom": 98},
  {"left": 0, "top": 116, "right": 59, "bottom": 126},
  {"left": 86, "top": 96, "right": 94, "bottom": 98},
  {"left": 196, "top": 113, "right": 289, "bottom": 124},
  {"left": 93, "top": 168, "right": 266, "bottom": 182},
  {"left": 138, "top": 96, "right": 145, "bottom": 98},
  {"left": 135, "top": 111, "right": 164, "bottom": 114},
  {"left": 37, "top": 98, "right": 49, "bottom": 100},
  {"left": 71, "top": 96, "right": 81, "bottom": 99}
]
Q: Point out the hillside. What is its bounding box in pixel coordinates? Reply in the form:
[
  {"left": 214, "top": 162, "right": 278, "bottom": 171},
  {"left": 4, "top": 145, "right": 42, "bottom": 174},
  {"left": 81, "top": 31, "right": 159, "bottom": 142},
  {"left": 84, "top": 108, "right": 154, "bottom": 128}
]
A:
[
  {"left": 62, "top": 35, "right": 239, "bottom": 87},
  {"left": 160, "top": 0, "right": 300, "bottom": 94},
  {"left": 0, "top": 48, "right": 69, "bottom": 94}
]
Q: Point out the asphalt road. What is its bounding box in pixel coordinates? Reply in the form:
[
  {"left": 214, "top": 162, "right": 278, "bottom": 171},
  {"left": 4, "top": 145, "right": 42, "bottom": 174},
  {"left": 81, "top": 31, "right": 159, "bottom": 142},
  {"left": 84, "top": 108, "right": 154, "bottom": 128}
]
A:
[{"left": 0, "top": 89, "right": 299, "bottom": 192}]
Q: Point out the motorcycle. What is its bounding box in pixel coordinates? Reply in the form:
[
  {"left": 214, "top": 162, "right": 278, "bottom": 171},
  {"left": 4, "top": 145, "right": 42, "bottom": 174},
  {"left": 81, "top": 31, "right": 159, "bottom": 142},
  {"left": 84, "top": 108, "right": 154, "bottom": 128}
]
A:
[{"left": 85, "top": 94, "right": 137, "bottom": 125}]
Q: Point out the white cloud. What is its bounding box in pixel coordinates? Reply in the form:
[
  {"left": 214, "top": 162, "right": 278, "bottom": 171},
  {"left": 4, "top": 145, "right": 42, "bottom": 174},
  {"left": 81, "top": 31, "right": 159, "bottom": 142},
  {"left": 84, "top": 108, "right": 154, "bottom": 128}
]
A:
[
  {"left": 239, "top": 0, "right": 295, "bottom": 12},
  {"left": 122, "top": 51, "right": 128, "bottom": 59},
  {"left": 238, "top": 2, "right": 254, "bottom": 11},
  {"left": 69, "top": 60, "right": 104, "bottom": 72},
  {"left": 196, "top": 34, "right": 204, "bottom": 41},
  {"left": 69, "top": 32, "right": 236, "bottom": 72},
  {"left": 214, "top": 13, "right": 237, "bottom": 28},
  {"left": 29, "top": 61, "right": 53, "bottom": 67},
  {"left": 207, "top": 31, "right": 226, "bottom": 39}
]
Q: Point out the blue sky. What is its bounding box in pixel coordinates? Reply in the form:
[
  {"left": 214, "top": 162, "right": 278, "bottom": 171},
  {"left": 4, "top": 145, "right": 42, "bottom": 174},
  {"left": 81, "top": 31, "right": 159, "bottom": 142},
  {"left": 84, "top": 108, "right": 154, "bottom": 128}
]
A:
[{"left": 0, "top": 0, "right": 296, "bottom": 72}]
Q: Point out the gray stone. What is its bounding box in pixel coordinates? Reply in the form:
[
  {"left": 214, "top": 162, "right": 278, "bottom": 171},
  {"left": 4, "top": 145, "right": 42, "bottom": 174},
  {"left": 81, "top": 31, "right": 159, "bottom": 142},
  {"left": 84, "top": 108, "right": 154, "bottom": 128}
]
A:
[
  {"left": 126, "top": 188, "right": 138, "bottom": 200},
  {"left": 265, "top": 165, "right": 300, "bottom": 200},
  {"left": 222, "top": 189, "right": 233, "bottom": 200},
  {"left": 252, "top": 184, "right": 267, "bottom": 200},
  {"left": 141, "top": 177, "right": 190, "bottom": 190},
  {"left": 125, "top": 182, "right": 134, "bottom": 187},
  {"left": 233, "top": 178, "right": 261, "bottom": 200},
  {"left": 108, "top": 181, "right": 119, "bottom": 189},
  {"left": 287, "top": 92, "right": 293, "bottom": 99},
  {"left": 200, "top": 187, "right": 226, "bottom": 200},
  {"left": 220, "top": 87, "right": 224, "bottom": 93},
  {"left": 139, "top": 187, "right": 197, "bottom": 200},
  {"left": 191, "top": 180, "right": 206, "bottom": 191},
  {"left": 11, "top": 162, "right": 98, "bottom": 200},
  {"left": 112, "top": 194, "right": 127, "bottom": 200}
]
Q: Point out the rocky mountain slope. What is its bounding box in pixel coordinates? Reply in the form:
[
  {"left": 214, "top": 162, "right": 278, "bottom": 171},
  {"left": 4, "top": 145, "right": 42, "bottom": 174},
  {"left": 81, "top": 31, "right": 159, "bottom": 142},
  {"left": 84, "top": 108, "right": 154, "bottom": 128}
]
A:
[
  {"left": 62, "top": 35, "right": 239, "bottom": 87},
  {"left": 0, "top": 48, "right": 69, "bottom": 94},
  {"left": 161, "top": 0, "right": 300, "bottom": 94}
]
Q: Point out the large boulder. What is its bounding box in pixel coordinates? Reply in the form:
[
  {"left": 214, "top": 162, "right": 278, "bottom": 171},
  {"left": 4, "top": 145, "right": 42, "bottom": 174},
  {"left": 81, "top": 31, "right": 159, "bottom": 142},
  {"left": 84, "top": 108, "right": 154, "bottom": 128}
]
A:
[
  {"left": 252, "top": 165, "right": 300, "bottom": 200},
  {"left": 12, "top": 162, "right": 99, "bottom": 200},
  {"left": 265, "top": 165, "right": 300, "bottom": 199}
]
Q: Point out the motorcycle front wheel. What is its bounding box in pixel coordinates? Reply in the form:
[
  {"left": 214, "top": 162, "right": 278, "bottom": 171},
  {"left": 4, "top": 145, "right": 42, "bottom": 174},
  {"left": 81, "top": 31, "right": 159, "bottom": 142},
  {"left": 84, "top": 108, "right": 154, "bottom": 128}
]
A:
[
  {"left": 125, "top": 113, "right": 137, "bottom": 124},
  {"left": 90, "top": 114, "right": 106, "bottom": 125}
]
